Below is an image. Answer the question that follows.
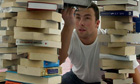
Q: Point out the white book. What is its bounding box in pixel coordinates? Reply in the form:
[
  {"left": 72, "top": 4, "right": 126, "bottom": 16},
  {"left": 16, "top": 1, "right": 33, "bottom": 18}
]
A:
[
  {"left": 97, "top": 0, "right": 137, "bottom": 6},
  {"left": 100, "top": 54, "right": 136, "bottom": 61},
  {"left": 2, "top": 7, "right": 26, "bottom": 13}
]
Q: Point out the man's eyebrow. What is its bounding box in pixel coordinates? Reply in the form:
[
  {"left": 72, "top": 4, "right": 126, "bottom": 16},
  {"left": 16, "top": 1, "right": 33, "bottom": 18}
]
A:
[
  {"left": 75, "top": 14, "right": 80, "bottom": 16},
  {"left": 84, "top": 14, "right": 91, "bottom": 17}
]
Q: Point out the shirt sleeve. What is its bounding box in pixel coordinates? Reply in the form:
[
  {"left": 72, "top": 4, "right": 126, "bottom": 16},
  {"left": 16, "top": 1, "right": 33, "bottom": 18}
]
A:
[{"left": 133, "top": 60, "right": 140, "bottom": 69}]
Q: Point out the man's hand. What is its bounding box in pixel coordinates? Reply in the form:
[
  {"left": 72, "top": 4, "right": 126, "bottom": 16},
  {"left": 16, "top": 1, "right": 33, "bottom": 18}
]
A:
[{"left": 61, "top": 8, "right": 76, "bottom": 28}]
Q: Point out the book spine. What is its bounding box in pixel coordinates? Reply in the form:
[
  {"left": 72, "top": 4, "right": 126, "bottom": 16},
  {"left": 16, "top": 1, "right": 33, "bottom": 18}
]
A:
[
  {"left": 44, "top": 60, "right": 59, "bottom": 68},
  {"left": 100, "top": 11, "right": 133, "bottom": 16}
]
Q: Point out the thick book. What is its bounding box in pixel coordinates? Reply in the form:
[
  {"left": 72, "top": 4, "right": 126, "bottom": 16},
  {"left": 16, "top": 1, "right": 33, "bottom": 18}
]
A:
[
  {"left": 101, "top": 16, "right": 133, "bottom": 23},
  {"left": 101, "top": 21, "right": 133, "bottom": 31},
  {"left": 100, "top": 59, "right": 133, "bottom": 70},
  {"left": 17, "top": 46, "right": 57, "bottom": 55},
  {"left": 105, "top": 72, "right": 128, "bottom": 79},
  {"left": 0, "top": 35, "right": 15, "bottom": 43},
  {"left": 16, "top": 0, "right": 64, "bottom": 5},
  {"left": 20, "top": 58, "right": 59, "bottom": 68},
  {"left": 5, "top": 71, "right": 61, "bottom": 84},
  {"left": 104, "top": 69, "right": 135, "bottom": 74},
  {"left": 0, "top": 13, "right": 17, "bottom": 18},
  {"left": 2, "top": 7, "right": 26, "bottom": 13},
  {"left": 17, "top": 11, "right": 61, "bottom": 22},
  {"left": 100, "top": 54, "right": 136, "bottom": 61},
  {"left": 2, "top": 54, "right": 19, "bottom": 60},
  {"left": 108, "top": 42, "right": 127, "bottom": 47},
  {"left": 106, "top": 29, "right": 128, "bottom": 35},
  {"left": 97, "top": 0, "right": 137, "bottom": 6},
  {"left": 18, "top": 65, "right": 62, "bottom": 76},
  {"left": 0, "top": 43, "right": 16, "bottom": 47},
  {"left": 0, "top": 59, "right": 19, "bottom": 68},
  {"left": 113, "top": 78, "right": 133, "bottom": 84},
  {"left": 14, "top": 27, "right": 61, "bottom": 34},
  {"left": 16, "top": 39, "right": 61, "bottom": 48},
  {"left": 100, "top": 46, "right": 135, "bottom": 56},
  {"left": 5, "top": 81, "right": 22, "bottom": 84},
  {"left": 1, "top": 19, "right": 16, "bottom": 27},
  {"left": 16, "top": 19, "right": 58, "bottom": 29},
  {"left": 100, "top": 11, "right": 139, "bottom": 17},
  {"left": 98, "top": 34, "right": 140, "bottom": 43},
  {"left": 27, "top": 1, "right": 57, "bottom": 11},
  {"left": 0, "top": 47, "right": 17, "bottom": 54},
  {"left": 14, "top": 32, "right": 61, "bottom": 42},
  {"left": 27, "top": 52, "right": 58, "bottom": 62},
  {"left": 0, "top": 30, "right": 14, "bottom": 36},
  {"left": 1, "top": 2, "right": 21, "bottom": 8},
  {"left": 104, "top": 5, "right": 127, "bottom": 11}
]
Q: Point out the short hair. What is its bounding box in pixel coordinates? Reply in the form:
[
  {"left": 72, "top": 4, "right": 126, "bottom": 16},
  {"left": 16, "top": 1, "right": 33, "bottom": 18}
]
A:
[
  {"left": 87, "top": 2, "right": 99, "bottom": 21},
  {"left": 75, "top": 2, "right": 99, "bottom": 21}
]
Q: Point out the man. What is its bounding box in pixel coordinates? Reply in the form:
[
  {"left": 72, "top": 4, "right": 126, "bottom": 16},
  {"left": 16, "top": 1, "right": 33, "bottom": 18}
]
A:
[{"left": 59, "top": 2, "right": 140, "bottom": 84}]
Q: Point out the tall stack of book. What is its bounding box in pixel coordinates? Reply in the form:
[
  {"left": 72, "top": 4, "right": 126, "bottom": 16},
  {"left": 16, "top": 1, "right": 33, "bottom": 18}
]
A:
[
  {"left": 4, "top": 0, "right": 63, "bottom": 84},
  {"left": 97, "top": 0, "right": 140, "bottom": 84},
  {"left": 0, "top": 0, "right": 23, "bottom": 82}
]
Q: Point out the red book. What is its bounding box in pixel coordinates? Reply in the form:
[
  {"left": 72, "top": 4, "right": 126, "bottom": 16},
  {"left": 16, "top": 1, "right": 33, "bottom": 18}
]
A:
[
  {"left": 27, "top": 1, "right": 57, "bottom": 11},
  {"left": 5, "top": 81, "right": 22, "bottom": 84}
]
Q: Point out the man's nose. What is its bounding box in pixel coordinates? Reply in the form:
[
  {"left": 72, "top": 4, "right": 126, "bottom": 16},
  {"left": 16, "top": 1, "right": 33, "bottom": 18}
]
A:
[{"left": 79, "top": 18, "right": 84, "bottom": 26}]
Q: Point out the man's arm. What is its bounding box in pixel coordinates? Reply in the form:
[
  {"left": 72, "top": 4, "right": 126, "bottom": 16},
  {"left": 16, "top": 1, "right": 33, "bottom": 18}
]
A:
[
  {"left": 59, "top": 8, "right": 75, "bottom": 65},
  {"left": 129, "top": 68, "right": 140, "bottom": 84}
]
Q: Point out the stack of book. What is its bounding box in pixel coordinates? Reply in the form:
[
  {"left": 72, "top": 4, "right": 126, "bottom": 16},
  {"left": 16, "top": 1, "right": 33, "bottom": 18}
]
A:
[
  {"left": 97, "top": 0, "right": 140, "bottom": 84},
  {"left": 0, "top": 0, "right": 21, "bottom": 82},
  {"left": 1, "top": 0, "right": 63, "bottom": 84}
]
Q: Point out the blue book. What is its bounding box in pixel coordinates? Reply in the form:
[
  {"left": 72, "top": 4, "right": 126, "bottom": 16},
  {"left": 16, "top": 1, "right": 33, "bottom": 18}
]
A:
[
  {"left": 100, "top": 11, "right": 139, "bottom": 16},
  {"left": 44, "top": 60, "right": 59, "bottom": 68}
]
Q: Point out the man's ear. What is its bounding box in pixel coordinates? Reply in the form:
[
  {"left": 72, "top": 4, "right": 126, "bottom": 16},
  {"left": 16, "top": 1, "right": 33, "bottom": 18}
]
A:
[{"left": 96, "top": 20, "right": 100, "bottom": 29}]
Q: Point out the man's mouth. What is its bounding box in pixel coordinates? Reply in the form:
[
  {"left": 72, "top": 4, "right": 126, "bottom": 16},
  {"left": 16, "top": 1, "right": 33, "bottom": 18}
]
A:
[{"left": 79, "top": 29, "right": 86, "bottom": 32}]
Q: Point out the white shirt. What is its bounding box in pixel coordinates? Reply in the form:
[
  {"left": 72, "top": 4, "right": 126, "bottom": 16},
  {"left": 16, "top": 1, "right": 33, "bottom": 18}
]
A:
[{"left": 68, "top": 29, "right": 139, "bottom": 83}]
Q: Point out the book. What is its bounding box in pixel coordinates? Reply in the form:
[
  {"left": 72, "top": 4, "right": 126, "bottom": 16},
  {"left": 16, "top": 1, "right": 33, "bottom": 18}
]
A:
[
  {"left": 100, "top": 59, "right": 133, "bottom": 70},
  {"left": 113, "top": 78, "right": 133, "bottom": 84},
  {"left": 16, "top": 39, "right": 61, "bottom": 48},
  {"left": 4, "top": 0, "right": 16, "bottom": 2},
  {"left": 108, "top": 42, "right": 127, "bottom": 47},
  {"left": 20, "top": 58, "right": 59, "bottom": 68},
  {"left": 103, "top": 69, "right": 135, "bottom": 74},
  {"left": 100, "top": 54, "right": 136, "bottom": 61},
  {"left": 17, "top": 46, "right": 57, "bottom": 55},
  {"left": 0, "top": 13, "right": 17, "bottom": 18},
  {"left": 5, "top": 71, "right": 61, "bottom": 84},
  {"left": 16, "top": 0, "right": 64, "bottom": 5},
  {"left": 111, "top": 34, "right": 140, "bottom": 42},
  {"left": 14, "top": 27, "right": 61, "bottom": 34},
  {"left": 0, "top": 35, "right": 15, "bottom": 43},
  {"left": 105, "top": 72, "right": 128, "bottom": 79},
  {"left": 27, "top": 1, "right": 57, "bottom": 11},
  {"left": 98, "top": 34, "right": 140, "bottom": 43},
  {"left": 103, "top": 5, "right": 127, "bottom": 11},
  {"left": 17, "top": 11, "right": 61, "bottom": 22},
  {"left": 14, "top": 32, "right": 61, "bottom": 42},
  {"left": 18, "top": 65, "right": 62, "bottom": 76},
  {"left": 0, "top": 43, "right": 16, "bottom": 47},
  {"left": 0, "top": 59, "right": 19, "bottom": 68},
  {"left": 0, "top": 27, "right": 14, "bottom": 30},
  {"left": 1, "top": 2, "right": 21, "bottom": 8},
  {"left": 16, "top": 19, "right": 58, "bottom": 29},
  {"left": 1, "top": 19, "right": 16, "bottom": 27},
  {"left": 5, "top": 81, "right": 22, "bottom": 84},
  {"left": 2, "top": 7, "right": 26, "bottom": 13},
  {"left": 100, "top": 46, "right": 135, "bottom": 56},
  {"left": 100, "top": 11, "right": 139, "bottom": 17},
  {"left": 0, "top": 47, "right": 17, "bottom": 54},
  {"left": 106, "top": 29, "right": 128, "bottom": 35},
  {"left": 97, "top": 0, "right": 137, "bottom": 6},
  {"left": 0, "top": 30, "right": 14, "bottom": 36},
  {"left": 2, "top": 54, "right": 19, "bottom": 60},
  {"left": 101, "top": 16, "right": 132, "bottom": 22},
  {"left": 101, "top": 21, "right": 133, "bottom": 31},
  {"left": 27, "top": 52, "right": 58, "bottom": 62}
]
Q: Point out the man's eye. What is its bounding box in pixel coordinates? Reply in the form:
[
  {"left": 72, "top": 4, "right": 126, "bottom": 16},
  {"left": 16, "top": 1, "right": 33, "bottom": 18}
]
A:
[
  {"left": 76, "top": 17, "right": 80, "bottom": 19},
  {"left": 85, "top": 17, "right": 90, "bottom": 19}
]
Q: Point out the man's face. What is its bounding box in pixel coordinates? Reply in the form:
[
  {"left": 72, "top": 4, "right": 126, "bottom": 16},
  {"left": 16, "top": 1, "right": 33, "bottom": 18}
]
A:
[{"left": 75, "top": 7, "right": 100, "bottom": 39}]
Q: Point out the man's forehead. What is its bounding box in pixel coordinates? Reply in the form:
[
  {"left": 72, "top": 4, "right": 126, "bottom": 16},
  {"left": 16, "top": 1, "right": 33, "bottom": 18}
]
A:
[{"left": 75, "top": 7, "right": 95, "bottom": 15}]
